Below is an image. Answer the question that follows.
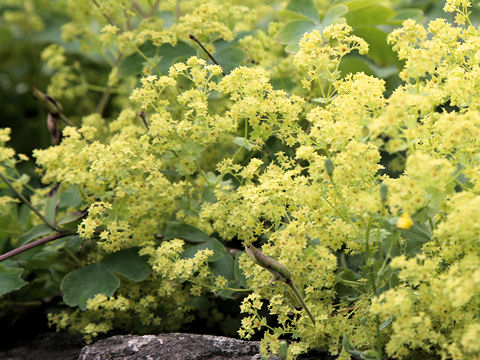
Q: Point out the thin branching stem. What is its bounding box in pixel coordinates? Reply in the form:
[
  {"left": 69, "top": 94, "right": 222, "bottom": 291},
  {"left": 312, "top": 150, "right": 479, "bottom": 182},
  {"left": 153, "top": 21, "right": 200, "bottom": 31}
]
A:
[
  {"left": 189, "top": 34, "right": 225, "bottom": 76},
  {"left": 0, "top": 232, "right": 67, "bottom": 262},
  {"left": 0, "top": 172, "right": 63, "bottom": 232}
]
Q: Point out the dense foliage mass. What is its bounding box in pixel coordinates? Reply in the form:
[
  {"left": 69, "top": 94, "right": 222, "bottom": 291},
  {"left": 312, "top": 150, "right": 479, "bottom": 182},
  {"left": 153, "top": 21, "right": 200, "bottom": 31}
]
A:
[{"left": 1, "top": 0, "right": 480, "bottom": 359}]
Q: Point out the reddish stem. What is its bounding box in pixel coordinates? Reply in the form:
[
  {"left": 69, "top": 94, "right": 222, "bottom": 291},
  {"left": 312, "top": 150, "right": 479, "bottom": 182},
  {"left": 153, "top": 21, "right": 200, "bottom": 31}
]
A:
[{"left": 0, "top": 233, "right": 67, "bottom": 262}]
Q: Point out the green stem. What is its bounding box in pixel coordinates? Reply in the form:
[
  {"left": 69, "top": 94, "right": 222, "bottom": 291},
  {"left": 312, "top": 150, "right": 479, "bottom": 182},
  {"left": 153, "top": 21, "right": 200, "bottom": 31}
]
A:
[
  {"left": 188, "top": 279, "right": 252, "bottom": 293},
  {"left": 320, "top": 194, "right": 348, "bottom": 222},
  {"left": 453, "top": 178, "right": 469, "bottom": 191},
  {"left": 286, "top": 279, "right": 316, "bottom": 325},
  {"left": 63, "top": 246, "right": 84, "bottom": 267},
  {"left": 375, "top": 315, "right": 383, "bottom": 360},
  {"left": 325, "top": 56, "right": 343, "bottom": 101},
  {"left": 330, "top": 178, "right": 349, "bottom": 221},
  {"left": 232, "top": 147, "right": 244, "bottom": 161},
  {"left": 96, "top": 55, "right": 122, "bottom": 114},
  {"left": 244, "top": 118, "right": 248, "bottom": 140},
  {"left": 0, "top": 172, "right": 63, "bottom": 232},
  {"left": 135, "top": 46, "right": 160, "bottom": 74},
  {"left": 377, "top": 203, "right": 386, "bottom": 260}
]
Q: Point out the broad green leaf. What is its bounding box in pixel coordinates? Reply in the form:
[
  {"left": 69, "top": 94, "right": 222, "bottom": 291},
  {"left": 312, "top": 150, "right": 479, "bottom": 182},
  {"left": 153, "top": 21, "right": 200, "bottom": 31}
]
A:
[
  {"left": 345, "top": 2, "right": 395, "bottom": 27},
  {"left": 118, "top": 52, "right": 145, "bottom": 77},
  {"left": 271, "top": 77, "right": 296, "bottom": 91},
  {"left": 334, "top": 266, "right": 361, "bottom": 300},
  {"left": 46, "top": 235, "right": 82, "bottom": 252},
  {"left": 232, "top": 136, "right": 253, "bottom": 151},
  {"left": 164, "top": 223, "right": 210, "bottom": 243},
  {"left": 368, "top": 63, "right": 399, "bottom": 79},
  {"left": 186, "top": 296, "right": 210, "bottom": 310},
  {"left": 322, "top": 4, "right": 348, "bottom": 27},
  {"left": 156, "top": 41, "right": 196, "bottom": 73},
  {"left": 286, "top": 0, "right": 320, "bottom": 23},
  {"left": 18, "top": 203, "right": 31, "bottom": 228},
  {"left": 201, "top": 187, "right": 217, "bottom": 203},
  {"left": 344, "top": 0, "right": 378, "bottom": 12},
  {"left": 180, "top": 141, "right": 204, "bottom": 161},
  {"left": 27, "top": 249, "right": 65, "bottom": 270},
  {"left": 401, "top": 221, "right": 432, "bottom": 256},
  {"left": 118, "top": 41, "right": 196, "bottom": 77},
  {"left": 181, "top": 237, "right": 226, "bottom": 262},
  {"left": 284, "top": 43, "right": 300, "bottom": 54},
  {"left": 214, "top": 47, "right": 245, "bottom": 74},
  {"left": 388, "top": 8, "right": 424, "bottom": 24},
  {"left": 343, "top": 336, "right": 378, "bottom": 359},
  {"left": 45, "top": 190, "right": 60, "bottom": 223},
  {"left": 61, "top": 264, "right": 120, "bottom": 310},
  {"left": 0, "top": 265, "right": 27, "bottom": 296},
  {"left": 57, "top": 211, "right": 86, "bottom": 226},
  {"left": 30, "top": 18, "right": 68, "bottom": 43},
  {"left": 354, "top": 26, "right": 397, "bottom": 66},
  {"left": 17, "top": 224, "right": 53, "bottom": 246},
  {"left": 277, "top": 10, "right": 315, "bottom": 22},
  {"left": 214, "top": 32, "right": 253, "bottom": 52},
  {"left": 233, "top": 252, "right": 248, "bottom": 288},
  {"left": 211, "top": 252, "right": 235, "bottom": 281},
  {"left": 101, "top": 247, "right": 151, "bottom": 282},
  {"left": 58, "top": 186, "right": 83, "bottom": 209},
  {"left": 277, "top": 20, "right": 317, "bottom": 45},
  {"left": 424, "top": 189, "right": 444, "bottom": 219},
  {"left": 339, "top": 56, "right": 375, "bottom": 77},
  {"left": 158, "top": 10, "right": 175, "bottom": 28}
]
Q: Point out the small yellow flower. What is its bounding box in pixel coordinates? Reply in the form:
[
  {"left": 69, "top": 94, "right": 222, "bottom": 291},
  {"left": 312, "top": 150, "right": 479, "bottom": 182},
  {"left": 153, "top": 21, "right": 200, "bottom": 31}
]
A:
[{"left": 397, "top": 213, "right": 414, "bottom": 229}]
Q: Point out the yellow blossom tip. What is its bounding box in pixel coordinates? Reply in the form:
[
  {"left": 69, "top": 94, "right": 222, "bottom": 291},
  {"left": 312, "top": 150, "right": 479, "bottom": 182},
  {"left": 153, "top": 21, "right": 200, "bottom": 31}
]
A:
[{"left": 396, "top": 213, "right": 413, "bottom": 229}]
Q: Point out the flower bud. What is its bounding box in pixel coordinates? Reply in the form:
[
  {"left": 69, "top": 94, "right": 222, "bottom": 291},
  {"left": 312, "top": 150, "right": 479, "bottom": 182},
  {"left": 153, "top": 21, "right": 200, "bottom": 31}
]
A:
[
  {"left": 324, "top": 158, "right": 334, "bottom": 177},
  {"left": 379, "top": 183, "right": 388, "bottom": 202},
  {"left": 245, "top": 243, "right": 292, "bottom": 281},
  {"left": 279, "top": 340, "right": 288, "bottom": 360}
]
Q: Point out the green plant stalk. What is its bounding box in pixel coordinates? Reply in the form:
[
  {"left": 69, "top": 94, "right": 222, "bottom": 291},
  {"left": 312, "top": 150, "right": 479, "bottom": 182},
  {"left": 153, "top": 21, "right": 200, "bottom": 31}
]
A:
[
  {"left": 375, "top": 315, "right": 383, "bottom": 360},
  {"left": 245, "top": 243, "right": 316, "bottom": 325},
  {"left": 63, "top": 246, "right": 84, "bottom": 267},
  {"left": 367, "top": 259, "right": 384, "bottom": 359},
  {"left": 0, "top": 172, "right": 63, "bottom": 232},
  {"left": 286, "top": 279, "right": 316, "bottom": 325},
  {"left": 189, "top": 34, "right": 225, "bottom": 76}
]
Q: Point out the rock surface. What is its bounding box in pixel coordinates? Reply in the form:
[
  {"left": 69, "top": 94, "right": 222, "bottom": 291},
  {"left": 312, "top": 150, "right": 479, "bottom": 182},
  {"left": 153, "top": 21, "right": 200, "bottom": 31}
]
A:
[
  {"left": 79, "top": 333, "right": 334, "bottom": 360},
  {"left": 0, "top": 332, "right": 85, "bottom": 360},
  {"left": 79, "top": 333, "right": 265, "bottom": 360},
  {"left": 0, "top": 332, "right": 334, "bottom": 359}
]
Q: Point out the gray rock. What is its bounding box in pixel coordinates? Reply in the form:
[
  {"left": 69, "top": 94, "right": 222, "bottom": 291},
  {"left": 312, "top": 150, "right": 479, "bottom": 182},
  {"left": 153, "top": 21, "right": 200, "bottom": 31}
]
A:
[
  {"left": 78, "top": 333, "right": 265, "bottom": 360},
  {"left": 0, "top": 332, "right": 84, "bottom": 360},
  {"left": 79, "top": 333, "right": 334, "bottom": 360}
]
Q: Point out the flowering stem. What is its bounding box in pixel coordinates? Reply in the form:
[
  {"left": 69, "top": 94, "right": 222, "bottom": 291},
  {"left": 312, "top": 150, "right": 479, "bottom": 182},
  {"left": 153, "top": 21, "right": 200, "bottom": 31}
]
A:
[
  {"left": 135, "top": 45, "right": 161, "bottom": 74},
  {"left": 0, "top": 172, "right": 63, "bottom": 233},
  {"left": 188, "top": 279, "right": 252, "bottom": 293},
  {"left": 189, "top": 34, "right": 225, "bottom": 76},
  {"left": 63, "top": 246, "right": 84, "bottom": 267},
  {"left": 32, "top": 87, "right": 76, "bottom": 128},
  {"left": 245, "top": 243, "right": 316, "bottom": 325},
  {"left": 375, "top": 315, "right": 383, "bottom": 360},
  {"left": 286, "top": 279, "right": 316, "bottom": 325},
  {"left": 146, "top": 0, "right": 160, "bottom": 18},
  {"left": 92, "top": 0, "right": 116, "bottom": 26}
]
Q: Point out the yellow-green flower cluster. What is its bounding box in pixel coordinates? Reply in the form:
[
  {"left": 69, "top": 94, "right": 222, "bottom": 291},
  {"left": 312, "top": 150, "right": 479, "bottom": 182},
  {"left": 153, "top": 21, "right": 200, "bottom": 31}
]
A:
[
  {"left": 48, "top": 276, "right": 194, "bottom": 342},
  {"left": 294, "top": 24, "right": 368, "bottom": 91},
  {"left": 27, "top": 0, "right": 480, "bottom": 358}
]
